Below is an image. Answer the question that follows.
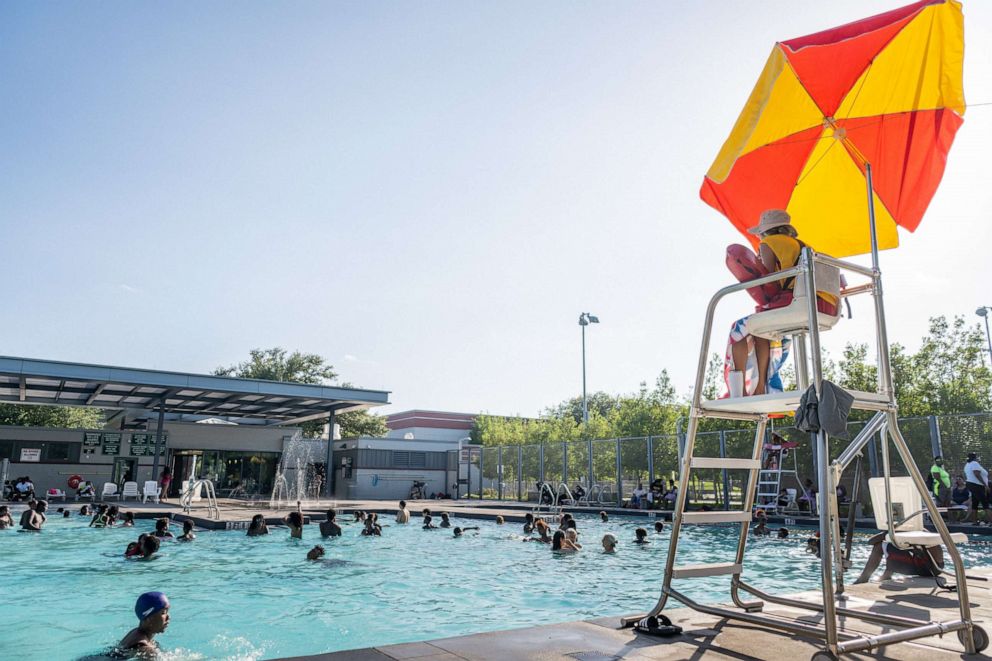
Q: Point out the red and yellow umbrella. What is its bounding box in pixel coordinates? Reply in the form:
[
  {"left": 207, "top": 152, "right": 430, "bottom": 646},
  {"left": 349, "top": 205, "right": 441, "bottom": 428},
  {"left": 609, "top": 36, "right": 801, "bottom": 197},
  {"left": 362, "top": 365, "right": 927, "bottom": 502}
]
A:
[{"left": 700, "top": 0, "right": 965, "bottom": 257}]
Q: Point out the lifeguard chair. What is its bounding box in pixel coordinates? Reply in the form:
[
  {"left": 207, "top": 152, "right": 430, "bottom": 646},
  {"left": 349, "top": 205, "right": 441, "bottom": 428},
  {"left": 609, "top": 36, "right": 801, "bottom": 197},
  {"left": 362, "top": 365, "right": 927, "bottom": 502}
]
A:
[{"left": 632, "top": 2, "right": 984, "bottom": 658}]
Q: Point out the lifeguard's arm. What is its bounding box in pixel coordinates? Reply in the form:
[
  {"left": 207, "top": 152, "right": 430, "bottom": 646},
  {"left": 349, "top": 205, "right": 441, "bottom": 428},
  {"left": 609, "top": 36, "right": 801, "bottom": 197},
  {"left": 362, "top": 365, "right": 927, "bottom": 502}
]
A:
[{"left": 758, "top": 243, "right": 778, "bottom": 273}]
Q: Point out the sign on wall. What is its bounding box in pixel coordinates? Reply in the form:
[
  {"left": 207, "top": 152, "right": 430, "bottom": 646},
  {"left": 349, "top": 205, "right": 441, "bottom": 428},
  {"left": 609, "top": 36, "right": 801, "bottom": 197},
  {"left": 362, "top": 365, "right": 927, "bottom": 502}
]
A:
[
  {"left": 102, "top": 433, "right": 122, "bottom": 456},
  {"left": 130, "top": 433, "right": 166, "bottom": 456},
  {"left": 20, "top": 448, "right": 41, "bottom": 462},
  {"left": 82, "top": 432, "right": 101, "bottom": 447}
]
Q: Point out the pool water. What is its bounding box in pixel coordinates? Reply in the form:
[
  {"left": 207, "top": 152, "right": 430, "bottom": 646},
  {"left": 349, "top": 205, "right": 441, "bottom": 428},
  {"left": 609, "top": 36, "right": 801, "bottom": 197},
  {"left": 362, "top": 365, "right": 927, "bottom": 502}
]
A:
[{"left": 2, "top": 511, "right": 990, "bottom": 660}]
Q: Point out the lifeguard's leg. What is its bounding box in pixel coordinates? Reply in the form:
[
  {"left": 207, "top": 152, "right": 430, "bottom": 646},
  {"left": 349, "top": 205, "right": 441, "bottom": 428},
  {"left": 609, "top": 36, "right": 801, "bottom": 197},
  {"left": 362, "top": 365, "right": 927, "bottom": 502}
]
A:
[
  {"left": 731, "top": 338, "right": 749, "bottom": 373},
  {"left": 754, "top": 337, "right": 770, "bottom": 395}
]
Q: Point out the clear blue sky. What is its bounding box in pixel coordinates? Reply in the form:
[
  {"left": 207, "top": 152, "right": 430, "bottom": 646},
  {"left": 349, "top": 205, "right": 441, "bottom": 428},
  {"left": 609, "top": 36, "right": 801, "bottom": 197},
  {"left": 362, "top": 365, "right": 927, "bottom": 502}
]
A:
[{"left": 2, "top": 1, "right": 991, "bottom": 417}]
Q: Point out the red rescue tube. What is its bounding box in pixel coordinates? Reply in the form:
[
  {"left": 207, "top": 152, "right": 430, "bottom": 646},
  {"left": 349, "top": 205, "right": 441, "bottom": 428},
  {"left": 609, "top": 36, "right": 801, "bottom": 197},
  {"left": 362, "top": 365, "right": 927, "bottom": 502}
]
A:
[
  {"left": 68, "top": 474, "right": 83, "bottom": 489},
  {"left": 726, "top": 244, "right": 781, "bottom": 306}
]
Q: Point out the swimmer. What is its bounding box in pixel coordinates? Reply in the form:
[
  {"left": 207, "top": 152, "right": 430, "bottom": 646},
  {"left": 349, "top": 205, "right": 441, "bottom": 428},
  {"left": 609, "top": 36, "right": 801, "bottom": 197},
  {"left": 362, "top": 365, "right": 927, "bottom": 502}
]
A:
[
  {"left": 79, "top": 504, "right": 91, "bottom": 516},
  {"left": 602, "top": 533, "right": 618, "bottom": 553},
  {"left": 753, "top": 519, "right": 770, "bottom": 536},
  {"left": 777, "top": 528, "right": 789, "bottom": 539},
  {"left": 122, "top": 512, "right": 135, "bottom": 527},
  {"left": 421, "top": 508, "right": 431, "bottom": 519},
  {"left": 362, "top": 516, "right": 382, "bottom": 536},
  {"left": 125, "top": 534, "right": 161, "bottom": 560},
  {"left": 634, "top": 527, "right": 649, "bottom": 544},
  {"left": 0, "top": 505, "right": 13, "bottom": 529},
  {"left": 285, "top": 511, "right": 304, "bottom": 539},
  {"left": 107, "top": 505, "right": 120, "bottom": 526},
  {"left": 422, "top": 515, "right": 438, "bottom": 530},
  {"left": 306, "top": 545, "right": 326, "bottom": 561},
  {"left": 654, "top": 521, "right": 665, "bottom": 534},
  {"left": 125, "top": 534, "right": 147, "bottom": 558},
  {"left": 154, "top": 518, "right": 174, "bottom": 539},
  {"left": 523, "top": 513, "right": 535, "bottom": 534},
  {"left": 559, "top": 513, "right": 574, "bottom": 530},
  {"left": 551, "top": 530, "right": 578, "bottom": 552},
  {"left": 177, "top": 519, "right": 196, "bottom": 542},
  {"left": 354, "top": 510, "right": 366, "bottom": 522},
  {"left": 565, "top": 528, "right": 582, "bottom": 549},
  {"left": 805, "top": 532, "right": 821, "bottom": 557},
  {"left": 90, "top": 504, "right": 110, "bottom": 528},
  {"left": 20, "top": 499, "right": 47, "bottom": 531},
  {"left": 600, "top": 511, "right": 609, "bottom": 523},
  {"left": 396, "top": 500, "right": 410, "bottom": 524},
  {"left": 453, "top": 526, "right": 479, "bottom": 537},
  {"left": 117, "top": 591, "right": 170, "bottom": 657},
  {"left": 320, "top": 509, "right": 342, "bottom": 537},
  {"left": 62, "top": 510, "right": 70, "bottom": 518},
  {"left": 247, "top": 514, "right": 269, "bottom": 536},
  {"left": 439, "top": 512, "right": 451, "bottom": 528},
  {"left": 495, "top": 516, "right": 505, "bottom": 525},
  {"left": 526, "top": 519, "right": 552, "bottom": 544}
]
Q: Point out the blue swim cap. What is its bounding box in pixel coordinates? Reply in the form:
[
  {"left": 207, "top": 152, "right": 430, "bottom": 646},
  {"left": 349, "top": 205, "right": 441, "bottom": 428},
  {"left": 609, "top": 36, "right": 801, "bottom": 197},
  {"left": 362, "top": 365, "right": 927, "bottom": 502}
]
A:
[{"left": 134, "top": 592, "right": 170, "bottom": 621}]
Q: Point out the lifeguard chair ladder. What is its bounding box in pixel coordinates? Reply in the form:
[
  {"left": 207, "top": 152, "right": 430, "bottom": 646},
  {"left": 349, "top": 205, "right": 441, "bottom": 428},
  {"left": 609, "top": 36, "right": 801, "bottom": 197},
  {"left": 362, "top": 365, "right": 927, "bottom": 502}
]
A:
[{"left": 642, "top": 175, "right": 986, "bottom": 659}]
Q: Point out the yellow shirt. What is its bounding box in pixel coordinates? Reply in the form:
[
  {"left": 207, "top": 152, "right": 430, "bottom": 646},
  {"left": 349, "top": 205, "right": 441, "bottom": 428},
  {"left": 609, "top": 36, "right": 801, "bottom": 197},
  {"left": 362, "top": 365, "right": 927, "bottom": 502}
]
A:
[{"left": 761, "top": 234, "right": 838, "bottom": 306}]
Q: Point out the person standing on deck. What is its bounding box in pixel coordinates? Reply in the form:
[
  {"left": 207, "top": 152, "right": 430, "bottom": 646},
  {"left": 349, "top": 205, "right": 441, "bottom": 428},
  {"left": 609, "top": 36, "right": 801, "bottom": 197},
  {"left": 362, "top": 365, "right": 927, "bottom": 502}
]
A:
[
  {"left": 930, "top": 456, "right": 951, "bottom": 507},
  {"left": 964, "top": 453, "right": 990, "bottom": 525}
]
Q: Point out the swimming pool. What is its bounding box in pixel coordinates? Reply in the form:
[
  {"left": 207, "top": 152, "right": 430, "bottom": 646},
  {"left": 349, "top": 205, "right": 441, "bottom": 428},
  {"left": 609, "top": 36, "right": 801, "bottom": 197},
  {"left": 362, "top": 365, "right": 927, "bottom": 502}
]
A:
[{"left": 2, "top": 511, "right": 990, "bottom": 660}]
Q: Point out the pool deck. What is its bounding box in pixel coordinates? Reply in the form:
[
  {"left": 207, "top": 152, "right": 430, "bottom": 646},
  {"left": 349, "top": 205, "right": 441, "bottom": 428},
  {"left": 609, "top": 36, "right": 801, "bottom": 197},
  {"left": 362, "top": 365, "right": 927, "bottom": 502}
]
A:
[
  {"left": 276, "top": 569, "right": 992, "bottom": 660},
  {"left": 66, "top": 496, "right": 992, "bottom": 539}
]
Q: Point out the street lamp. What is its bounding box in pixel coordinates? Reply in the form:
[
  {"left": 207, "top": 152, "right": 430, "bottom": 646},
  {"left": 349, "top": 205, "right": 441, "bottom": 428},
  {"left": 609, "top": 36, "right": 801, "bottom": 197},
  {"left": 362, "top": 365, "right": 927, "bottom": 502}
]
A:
[
  {"left": 976, "top": 307, "right": 992, "bottom": 365},
  {"left": 578, "top": 312, "right": 600, "bottom": 425}
]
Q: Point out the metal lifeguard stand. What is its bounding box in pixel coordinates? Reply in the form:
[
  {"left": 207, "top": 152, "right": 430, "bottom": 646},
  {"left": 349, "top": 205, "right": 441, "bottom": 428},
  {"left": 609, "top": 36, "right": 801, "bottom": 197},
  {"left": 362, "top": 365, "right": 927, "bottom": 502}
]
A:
[{"left": 639, "top": 166, "right": 987, "bottom": 657}]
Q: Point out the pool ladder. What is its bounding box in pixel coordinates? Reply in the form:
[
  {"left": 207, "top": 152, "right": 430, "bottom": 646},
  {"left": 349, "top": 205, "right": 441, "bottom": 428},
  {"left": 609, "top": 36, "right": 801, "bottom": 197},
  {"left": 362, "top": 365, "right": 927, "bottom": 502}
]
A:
[{"left": 181, "top": 479, "right": 219, "bottom": 520}]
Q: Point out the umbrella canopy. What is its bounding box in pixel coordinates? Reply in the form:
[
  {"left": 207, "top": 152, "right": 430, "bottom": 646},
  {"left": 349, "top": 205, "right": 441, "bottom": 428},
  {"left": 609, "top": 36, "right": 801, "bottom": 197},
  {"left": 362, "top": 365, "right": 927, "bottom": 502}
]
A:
[{"left": 700, "top": 0, "right": 965, "bottom": 258}]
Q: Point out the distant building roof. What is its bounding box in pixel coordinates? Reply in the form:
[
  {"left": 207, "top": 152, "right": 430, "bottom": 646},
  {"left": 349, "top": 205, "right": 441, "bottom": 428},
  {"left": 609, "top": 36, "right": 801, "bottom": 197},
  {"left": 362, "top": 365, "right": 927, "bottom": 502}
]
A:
[
  {"left": 0, "top": 355, "right": 390, "bottom": 426},
  {"left": 385, "top": 409, "right": 476, "bottom": 432}
]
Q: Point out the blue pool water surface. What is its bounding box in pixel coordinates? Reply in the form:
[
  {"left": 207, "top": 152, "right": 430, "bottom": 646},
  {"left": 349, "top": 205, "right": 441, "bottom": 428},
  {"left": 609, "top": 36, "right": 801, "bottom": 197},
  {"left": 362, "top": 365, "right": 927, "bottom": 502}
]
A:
[{"left": 1, "top": 511, "right": 989, "bottom": 660}]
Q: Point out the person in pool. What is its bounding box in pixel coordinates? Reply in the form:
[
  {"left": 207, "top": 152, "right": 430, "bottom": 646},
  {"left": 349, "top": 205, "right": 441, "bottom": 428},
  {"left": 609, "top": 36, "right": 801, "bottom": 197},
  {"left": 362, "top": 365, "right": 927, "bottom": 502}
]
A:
[
  {"left": 90, "top": 504, "right": 110, "bottom": 528},
  {"left": 285, "top": 511, "right": 304, "bottom": 539},
  {"left": 422, "top": 514, "right": 438, "bottom": 530},
  {"left": 439, "top": 512, "right": 451, "bottom": 528},
  {"left": 565, "top": 528, "right": 582, "bottom": 549},
  {"left": 122, "top": 511, "right": 135, "bottom": 527},
  {"left": 600, "top": 511, "right": 609, "bottom": 523},
  {"left": 601, "top": 533, "right": 618, "bottom": 553},
  {"left": 320, "top": 509, "right": 342, "bottom": 537},
  {"left": 777, "top": 527, "right": 789, "bottom": 539},
  {"left": 633, "top": 527, "right": 650, "bottom": 544},
  {"left": 495, "top": 516, "right": 505, "bottom": 525},
  {"left": 62, "top": 510, "right": 71, "bottom": 518},
  {"left": 177, "top": 520, "right": 196, "bottom": 542},
  {"left": 654, "top": 521, "right": 665, "bottom": 534},
  {"left": 247, "top": 514, "right": 269, "bottom": 536},
  {"left": 453, "top": 526, "right": 479, "bottom": 537},
  {"left": 0, "top": 505, "right": 14, "bottom": 529},
  {"left": 306, "top": 545, "right": 325, "bottom": 561},
  {"left": 107, "top": 505, "right": 120, "bottom": 526},
  {"left": 523, "top": 513, "right": 535, "bottom": 534},
  {"left": 396, "top": 500, "right": 410, "bottom": 524},
  {"left": 125, "top": 534, "right": 161, "bottom": 560},
  {"left": 20, "top": 499, "right": 47, "bottom": 531},
  {"left": 79, "top": 504, "right": 91, "bottom": 516},
  {"left": 354, "top": 510, "right": 366, "bottom": 522},
  {"left": 362, "top": 515, "right": 382, "bottom": 536},
  {"left": 153, "top": 518, "right": 174, "bottom": 539},
  {"left": 117, "top": 591, "right": 170, "bottom": 657},
  {"left": 551, "top": 530, "right": 579, "bottom": 552},
  {"left": 525, "top": 519, "right": 552, "bottom": 544}
]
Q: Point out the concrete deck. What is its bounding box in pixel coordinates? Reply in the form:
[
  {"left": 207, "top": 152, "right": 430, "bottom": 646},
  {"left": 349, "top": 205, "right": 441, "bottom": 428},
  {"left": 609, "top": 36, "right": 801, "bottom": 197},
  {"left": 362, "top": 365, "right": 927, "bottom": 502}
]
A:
[{"left": 277, "top": 569, "right": 992, "bottom": 660}]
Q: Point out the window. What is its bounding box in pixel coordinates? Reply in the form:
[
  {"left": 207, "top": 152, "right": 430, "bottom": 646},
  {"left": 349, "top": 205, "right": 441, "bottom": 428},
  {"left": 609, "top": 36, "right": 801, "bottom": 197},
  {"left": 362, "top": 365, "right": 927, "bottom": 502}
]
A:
[
  {"left": 43, "top": 442, "right": 76, "bottom": 462},
  {"left": 0, "top": 441, "right": 13, "bottom": 461}
]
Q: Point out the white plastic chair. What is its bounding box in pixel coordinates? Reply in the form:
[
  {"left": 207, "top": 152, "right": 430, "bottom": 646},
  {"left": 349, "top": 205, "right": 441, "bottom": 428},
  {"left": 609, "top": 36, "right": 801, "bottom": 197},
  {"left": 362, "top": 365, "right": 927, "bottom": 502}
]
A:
[
  {"left": 867, "top": 476, "right": 967, "bottom": 548},
  {"left": 142, "top": 481, "right": 161, "bottom": 503},
  {"left": 747, "top": 260, "right": 842, "bottom": 340},
  {"left": 46, "top": 489, "right": 66, "bottom": 502},
  {"left": 782, "top": 488, "right": 800, "bottom": 514},
  {"left": 121, "top": 481, "right": 140, "bottom": 502},
  {"left": 101, "top": 482, "right": 120, "bottom": 500}
]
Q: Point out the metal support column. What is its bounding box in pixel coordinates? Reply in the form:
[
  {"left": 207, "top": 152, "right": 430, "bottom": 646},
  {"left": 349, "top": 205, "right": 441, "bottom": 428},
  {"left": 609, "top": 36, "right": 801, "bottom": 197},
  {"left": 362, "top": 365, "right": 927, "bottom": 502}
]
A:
[
  {"left": 587, "top": 438, "right": 594, "bottom": 491},
  {"left": 615, "top": 438, "right": 623, "bottom": 506},
  {"left": 539, "top": 444, "right": 545, "bottom": 485},
  {"left": 928, "top": 415, "right": 943, "bottom": 459},
  {"left": 562, "top": 442, "right": 568, "bottom": 487},
  {"left": 151, "top": 400, "right": 166, "bottom": 483},
  {"left": 497, "top": 446, "right": 503, "bottom": 500},
  {"left": 719, "top": 430, "right": 730, "bottom": 508},
  {"left": 647, "top": 435, "right": 655, "bottom": 490},
  {"left": 867, "top": 434, "right": 879, "bottom": 477},
  {"left": 324, "top": 408, "right": 336, "bottom": 499},
  {"left": 478, "top": 447, "right": 484, "bottom": 500},
  {"left": 517, "top": 446, "right": 523, "bottom": 501}
]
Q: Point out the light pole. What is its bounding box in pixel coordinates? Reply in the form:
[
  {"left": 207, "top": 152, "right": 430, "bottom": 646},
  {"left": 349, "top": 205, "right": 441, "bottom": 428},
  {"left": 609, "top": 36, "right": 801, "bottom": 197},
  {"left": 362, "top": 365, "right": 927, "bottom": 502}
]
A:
[
  {"left": 578, "top": 312, "right": 600, "bottom": 425},
  {"left": 977, "top": 307, "right": 992, "bottom": 365}
]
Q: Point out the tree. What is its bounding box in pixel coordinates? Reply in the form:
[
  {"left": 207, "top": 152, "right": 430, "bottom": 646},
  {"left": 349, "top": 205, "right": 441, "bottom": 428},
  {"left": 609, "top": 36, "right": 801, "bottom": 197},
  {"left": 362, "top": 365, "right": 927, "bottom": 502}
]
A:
[
  {"left": 214, "top": 347, "right": 387, "bottom": 438},
  {"left": 0, "top": 403, "right": 103, "bottom": 429}
]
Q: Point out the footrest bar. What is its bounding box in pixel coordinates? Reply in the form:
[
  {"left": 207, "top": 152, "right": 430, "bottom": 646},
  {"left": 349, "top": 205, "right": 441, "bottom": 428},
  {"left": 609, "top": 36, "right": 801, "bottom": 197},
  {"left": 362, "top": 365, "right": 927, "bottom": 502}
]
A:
[{"left": 836, "top": 620, "right": 967, "bottom": 654}]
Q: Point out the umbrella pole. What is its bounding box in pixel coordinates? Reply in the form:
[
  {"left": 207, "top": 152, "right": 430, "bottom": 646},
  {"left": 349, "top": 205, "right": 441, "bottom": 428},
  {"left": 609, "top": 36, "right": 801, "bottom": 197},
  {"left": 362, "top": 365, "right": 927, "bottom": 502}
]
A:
[{"left": 865, "top": 162, "right": 894, "bottom": 397}]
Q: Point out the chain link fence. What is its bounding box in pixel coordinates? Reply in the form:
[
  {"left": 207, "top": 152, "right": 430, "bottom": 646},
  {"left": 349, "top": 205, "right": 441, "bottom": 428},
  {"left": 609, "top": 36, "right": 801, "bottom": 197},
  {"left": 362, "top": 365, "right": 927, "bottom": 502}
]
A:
[{"left": 474, "top": 412, "right": 992, "bottom": 508}]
